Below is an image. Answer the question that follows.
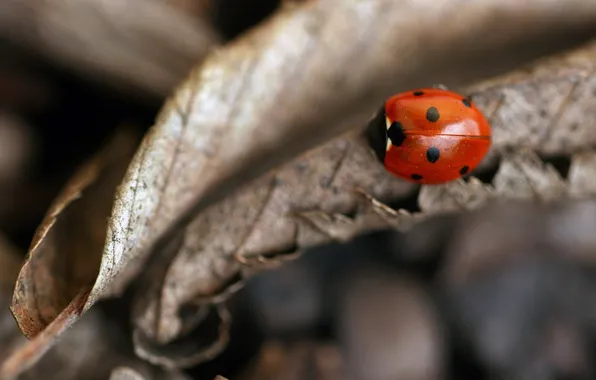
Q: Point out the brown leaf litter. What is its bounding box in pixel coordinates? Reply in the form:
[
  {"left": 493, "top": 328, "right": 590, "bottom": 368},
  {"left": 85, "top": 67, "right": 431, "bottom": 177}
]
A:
[
  {"left": 5, "top": 0, "right": 596, "bottom": 374},
  {"left": 10, "top": 128, "right": 139, "bottom": 339},
  {"left": 130, "top": 39, "right": 596, "bottom": 368}
]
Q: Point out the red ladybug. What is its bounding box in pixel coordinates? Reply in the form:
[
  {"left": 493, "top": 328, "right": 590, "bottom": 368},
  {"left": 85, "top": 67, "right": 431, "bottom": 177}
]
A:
[{"left": 367, "top": 88, "right": 492, "bottom": 185}]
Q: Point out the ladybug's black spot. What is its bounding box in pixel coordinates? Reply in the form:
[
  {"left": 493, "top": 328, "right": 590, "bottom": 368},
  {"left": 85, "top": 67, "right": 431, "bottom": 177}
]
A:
[
  {"left": 426, "top": 106, "right": 440, "bottom": 122},
  {"left": 426, "top": 147, "right": 440, "bottom": 163},
  {"left": 460, "top": 166, "right": 470, "bottom": 175},
  {"left": 411, "top": 174, "right": 423, "bottom": 181},
  {"left": 413, "top": 91, "right": 425, "bottom": 96},
  {"left": 462, "top": 97, "right": 472, "bottom": 108},
  {"left": 387, "top": 121, "right": 406, "bottom": 147}
]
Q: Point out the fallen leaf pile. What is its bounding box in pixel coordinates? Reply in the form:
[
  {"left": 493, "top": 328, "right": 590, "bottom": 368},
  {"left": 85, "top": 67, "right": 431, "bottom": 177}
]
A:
[{"left": 2, "top": 0, "right": 596, "bottom": 379}]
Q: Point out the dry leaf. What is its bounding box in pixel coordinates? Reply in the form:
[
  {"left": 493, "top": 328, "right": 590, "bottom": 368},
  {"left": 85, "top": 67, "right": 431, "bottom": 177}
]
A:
[
  {"left": 0, "top": 0, "right": 220, "bottom": 99},
  {"left": 130, "top": 38, "right": 596, "bottom": 358},
  {"left": 133, "top": 304, "right": 231, "bottom": 369},
  {"left": 109, "top": 1, "right": 596, "bottom": 303},
  {"left": 98, "top": 0, "right": 596, "bottom": 354},
  {"left": 130, "top": 132, "right": 413, "bottom": 352},
  {"left": 10, "top": 128, "right": 139, "bottom": 339},
  {"left": 469, "top": 40, "right": 596, "bottom": 159}
]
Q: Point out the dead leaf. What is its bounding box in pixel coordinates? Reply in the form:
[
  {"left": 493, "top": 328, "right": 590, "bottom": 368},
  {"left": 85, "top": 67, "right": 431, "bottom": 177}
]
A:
[
  {"left": 110, "top": 0, "right": 596, "bottom": 302},
  {"left": 418, "top": 177, "right": 495, "bottom": 214},
  {"left": 126, "top": 35, "right": 596, "bottom": 360},
  {"left": 493, "top": 149, "right": 568, "bottom": 200},
  {"left": 132, "top": 304, "right": 231, "bottom": 369},
  {"left": 468, "top": 40, "right": 596, "bottom": 159},
  {"left": 10, "top": 128, "right": 139, "bottom": 339},
  {"left": 103, "top": 0, "right": 596, "bottom": 292},
  {"left": 132, "top": 145, "right": 592, "bottom": 359},
  {"left": 0, "top": 0, "right": 220, "bottom": 99},
  {"left": 128, "top": 133, "right": 414, "bottom": 351}
]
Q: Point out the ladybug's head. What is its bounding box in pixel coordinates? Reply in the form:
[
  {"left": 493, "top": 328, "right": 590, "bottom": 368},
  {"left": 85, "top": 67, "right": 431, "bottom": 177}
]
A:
[{"left": 364, "top": 104, "right": 388, "bottom": 163}]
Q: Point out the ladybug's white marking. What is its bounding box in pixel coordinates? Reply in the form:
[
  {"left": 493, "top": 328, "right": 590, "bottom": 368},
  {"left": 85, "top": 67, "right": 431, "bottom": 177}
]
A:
[{"left": 385, "top": 116, "right": 392, "bottom": 151}]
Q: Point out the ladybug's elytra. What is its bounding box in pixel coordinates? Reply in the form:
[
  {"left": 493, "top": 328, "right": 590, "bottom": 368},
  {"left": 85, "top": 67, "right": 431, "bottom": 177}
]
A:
[{"left": 368, "top": 88, "right": 492, "bottom": 185}]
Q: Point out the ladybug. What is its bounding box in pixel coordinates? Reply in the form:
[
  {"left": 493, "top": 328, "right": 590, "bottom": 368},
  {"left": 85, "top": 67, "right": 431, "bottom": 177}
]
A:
[{"left": 367, "top": 87, "right": 491, "bottom": 184}]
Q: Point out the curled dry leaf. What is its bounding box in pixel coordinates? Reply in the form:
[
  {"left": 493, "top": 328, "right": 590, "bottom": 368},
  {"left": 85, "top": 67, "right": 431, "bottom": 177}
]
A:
[
  {"left": 10, "top": 128, "right": 139, "bottom": 339},
  {"left": 133, "top": 304, "right": 231, "bottom": 369},
  {"left": 0, "top": 0, "right": 220, "bottom": 99},
  {"left": 128, "top": 37, "right": 596, "bottom": 362}
]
